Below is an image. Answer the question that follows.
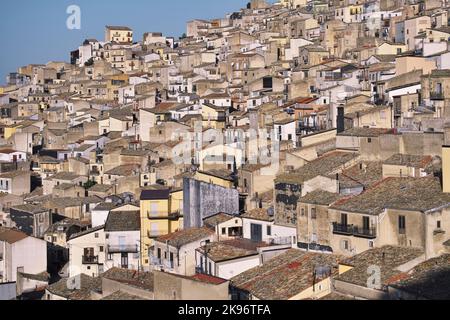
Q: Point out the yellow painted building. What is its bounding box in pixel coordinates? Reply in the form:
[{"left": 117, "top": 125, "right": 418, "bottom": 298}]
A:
[
  {"left": 105, "top": 26, "right": 133, "bottom": 44},
  {"left": 377, "top": 42, "right": 407, "bottom": 56},
  {"left": 194, "top": 171, "right": 234, "bottom": 188},
  {"left": 279, "top": 0, "right": 306, "bottom": 8},
  {"left": 140, "top": 188, "right": 183, "bottom": 267},
  {"left": 4, "top": 125, "right": 19, "bottom": 140},
  {"left": 106, "top": 74, "right": 129, "bottom": 100},
  {"left": 443, "top": 146, "right": 450, "bottom": 193},
  {"left": 201, "top": 103, "right": 227, "bottom": 129}
]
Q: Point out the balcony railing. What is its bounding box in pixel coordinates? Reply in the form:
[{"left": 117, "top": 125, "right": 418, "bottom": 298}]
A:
[
  {"left": 430, "top": 92, "right": 444, "bottom": 100},
  {"left": 353, "top": 226, "right": 377, "bottom": 239},
  {"left": 150, "top": 255, "right": 162, "bottom": 266},
  {"left": 324, "top": 75, "right": 345, "bottom": 81},
  {"left": 268, "top": 236, "right": 293, "bottom": 246},
  {"left": 82, "top": 255, "right": 99, "bottom": 264},
  {"left": 333, "top": 223, "right": 377, "bottom": 239},
  {"left": 90, "top": 170, "right": 101, "bottom": 176},
  {"left": 196, "top": 266, "right": 205, "bottom": 274},
  {"left": 332, "top": 223, "right": 353, "bottom": 235},
  {"left": 147, "top": 230, "right": 167, "bottom": 238},
  {"left": 164, "top": 260, "right": 175, "bottom": 270},
  {"left": 107, "top": 245, "right": 139, "bottom": 253},
  {"left": 147, "top": 211, "right": 173, "bottom": 220},
  {"left": 150, "top": 255, "right": 174, "bottom": 269}
]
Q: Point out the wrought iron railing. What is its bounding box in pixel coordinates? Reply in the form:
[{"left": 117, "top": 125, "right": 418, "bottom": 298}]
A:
[
  {"left": 333, "top": 223, "right": 376, "bottom": 239},
  {"left": 107, "top": 245, "right": 139, "bottom": 253},
  {"left": 82, "top": 255, "right": 99, "bottom": 264}
]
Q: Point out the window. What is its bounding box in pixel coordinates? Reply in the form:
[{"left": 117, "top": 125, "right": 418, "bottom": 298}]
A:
[
  {"left": 363, "top": 216, "right": 370, "bottom": 230},
  {"left": 368, "top": 138, "right": 372, "bottom": 143},
  {"left": 342, "top": 239, "right": 349, "bottom": 251},
  {"left": 150, "top": 203, "right": 159, "bottom": 217},
  {"left": 222, "top": 227, "right": 226, "bottom": 235},
  {"left": 94, "top": 233, "right": 99, "bottom": 238},
  {"left": 301, "top": 208, "right": 305, "bottom": 216},
  {"left": 157, "top": 248, "right": 161, "bottom": 259},
  {"left": 267, "top": 225, "right": 272, "bottom": 236},
  {"left": 311, "top": 208, "right": 317, "bottom": 219},
  {"left": 399, "top": 216, "right": 406, "bottom": 234},
  {"left": 437, "top": 221, "right": 441, "bottom": 229},
  {"left": 99, "top": 246, "right": 104, "bottom": 252},
  {"left": 341, "top": 213, "right": 348, "bottom": 226},
  {"left": 107, "top": 253, "right": 113, "bottom": 260}
]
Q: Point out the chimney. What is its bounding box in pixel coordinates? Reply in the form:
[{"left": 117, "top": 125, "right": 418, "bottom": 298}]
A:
[{"left": 337, "top": 106, "right": 345, "bottom": 134}]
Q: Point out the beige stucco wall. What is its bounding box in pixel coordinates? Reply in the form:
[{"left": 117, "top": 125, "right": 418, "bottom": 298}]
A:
[{"left": 153, "top": 270, "right": 230, "bottom": 300}]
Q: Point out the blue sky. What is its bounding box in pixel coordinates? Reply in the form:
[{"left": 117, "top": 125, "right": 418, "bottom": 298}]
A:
[{"left": 0, "top": 0, "right": 248, "bottom": 84}]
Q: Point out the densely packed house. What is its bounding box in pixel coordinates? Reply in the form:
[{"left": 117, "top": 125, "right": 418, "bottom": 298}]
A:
[{"left": 1, "top": 0, "right": 450, "bottom": 300}]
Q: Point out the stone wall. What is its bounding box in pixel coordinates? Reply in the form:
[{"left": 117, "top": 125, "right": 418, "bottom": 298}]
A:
[
  {"left": 274, "top": 182, "right": 301, "bottom": 227},
  {"left": 183, "top": 178, "right": 239, "bottom": 228}
]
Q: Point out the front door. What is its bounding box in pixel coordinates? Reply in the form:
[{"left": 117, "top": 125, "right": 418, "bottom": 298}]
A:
[
  {"left": 121, "top": 253, "right": 128, "bottom": 269},
  {"left": 250, "top": 223, "right": 262, "bottom": 242}
]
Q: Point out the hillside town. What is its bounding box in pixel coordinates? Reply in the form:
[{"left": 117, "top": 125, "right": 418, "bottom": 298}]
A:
[{"left": 1, "top": 0, "right": 450, "bottom": 300}]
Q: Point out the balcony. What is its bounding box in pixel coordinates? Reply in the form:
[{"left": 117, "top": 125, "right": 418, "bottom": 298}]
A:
[
  {"left": 332, "top": 223, "right": 353, "bottom": 236},
  {"left": 147, "top": 211, "right": 172, "bottom": 220},
  {"left": 149, "top": 255, "right": 162, "bottom": 266},
  {"left": 107, "top": 245, "right": 139, "bottom": 253},
  {"left": 147, "top": 230, "right": 167, "bottom": 239},
  {"left": 268, "top": 236, "right": 293, "bottom": 246},
  {"left": 82, "top": 255, "right": 99, "bottom": 265},
  {"left": 333, "top": 223, "right": 377, "bottom": 239},
  {"left": 324, "top": 75, "right": 345, "bottom": 81},
  {"left": 90, "top": 169, "right": 101, "bottom": 176},
  {"left": 196, "top": 266, "right": 205, "bottom": 274},
  {"left": 353, "top": 226, "right": 377, "bottom": 239},
  {"left": 163, "top": 260, "right": 175, "bottom": 270},
  {"left": 430, "top": 92, "right": 444, "bottom": 100}
]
